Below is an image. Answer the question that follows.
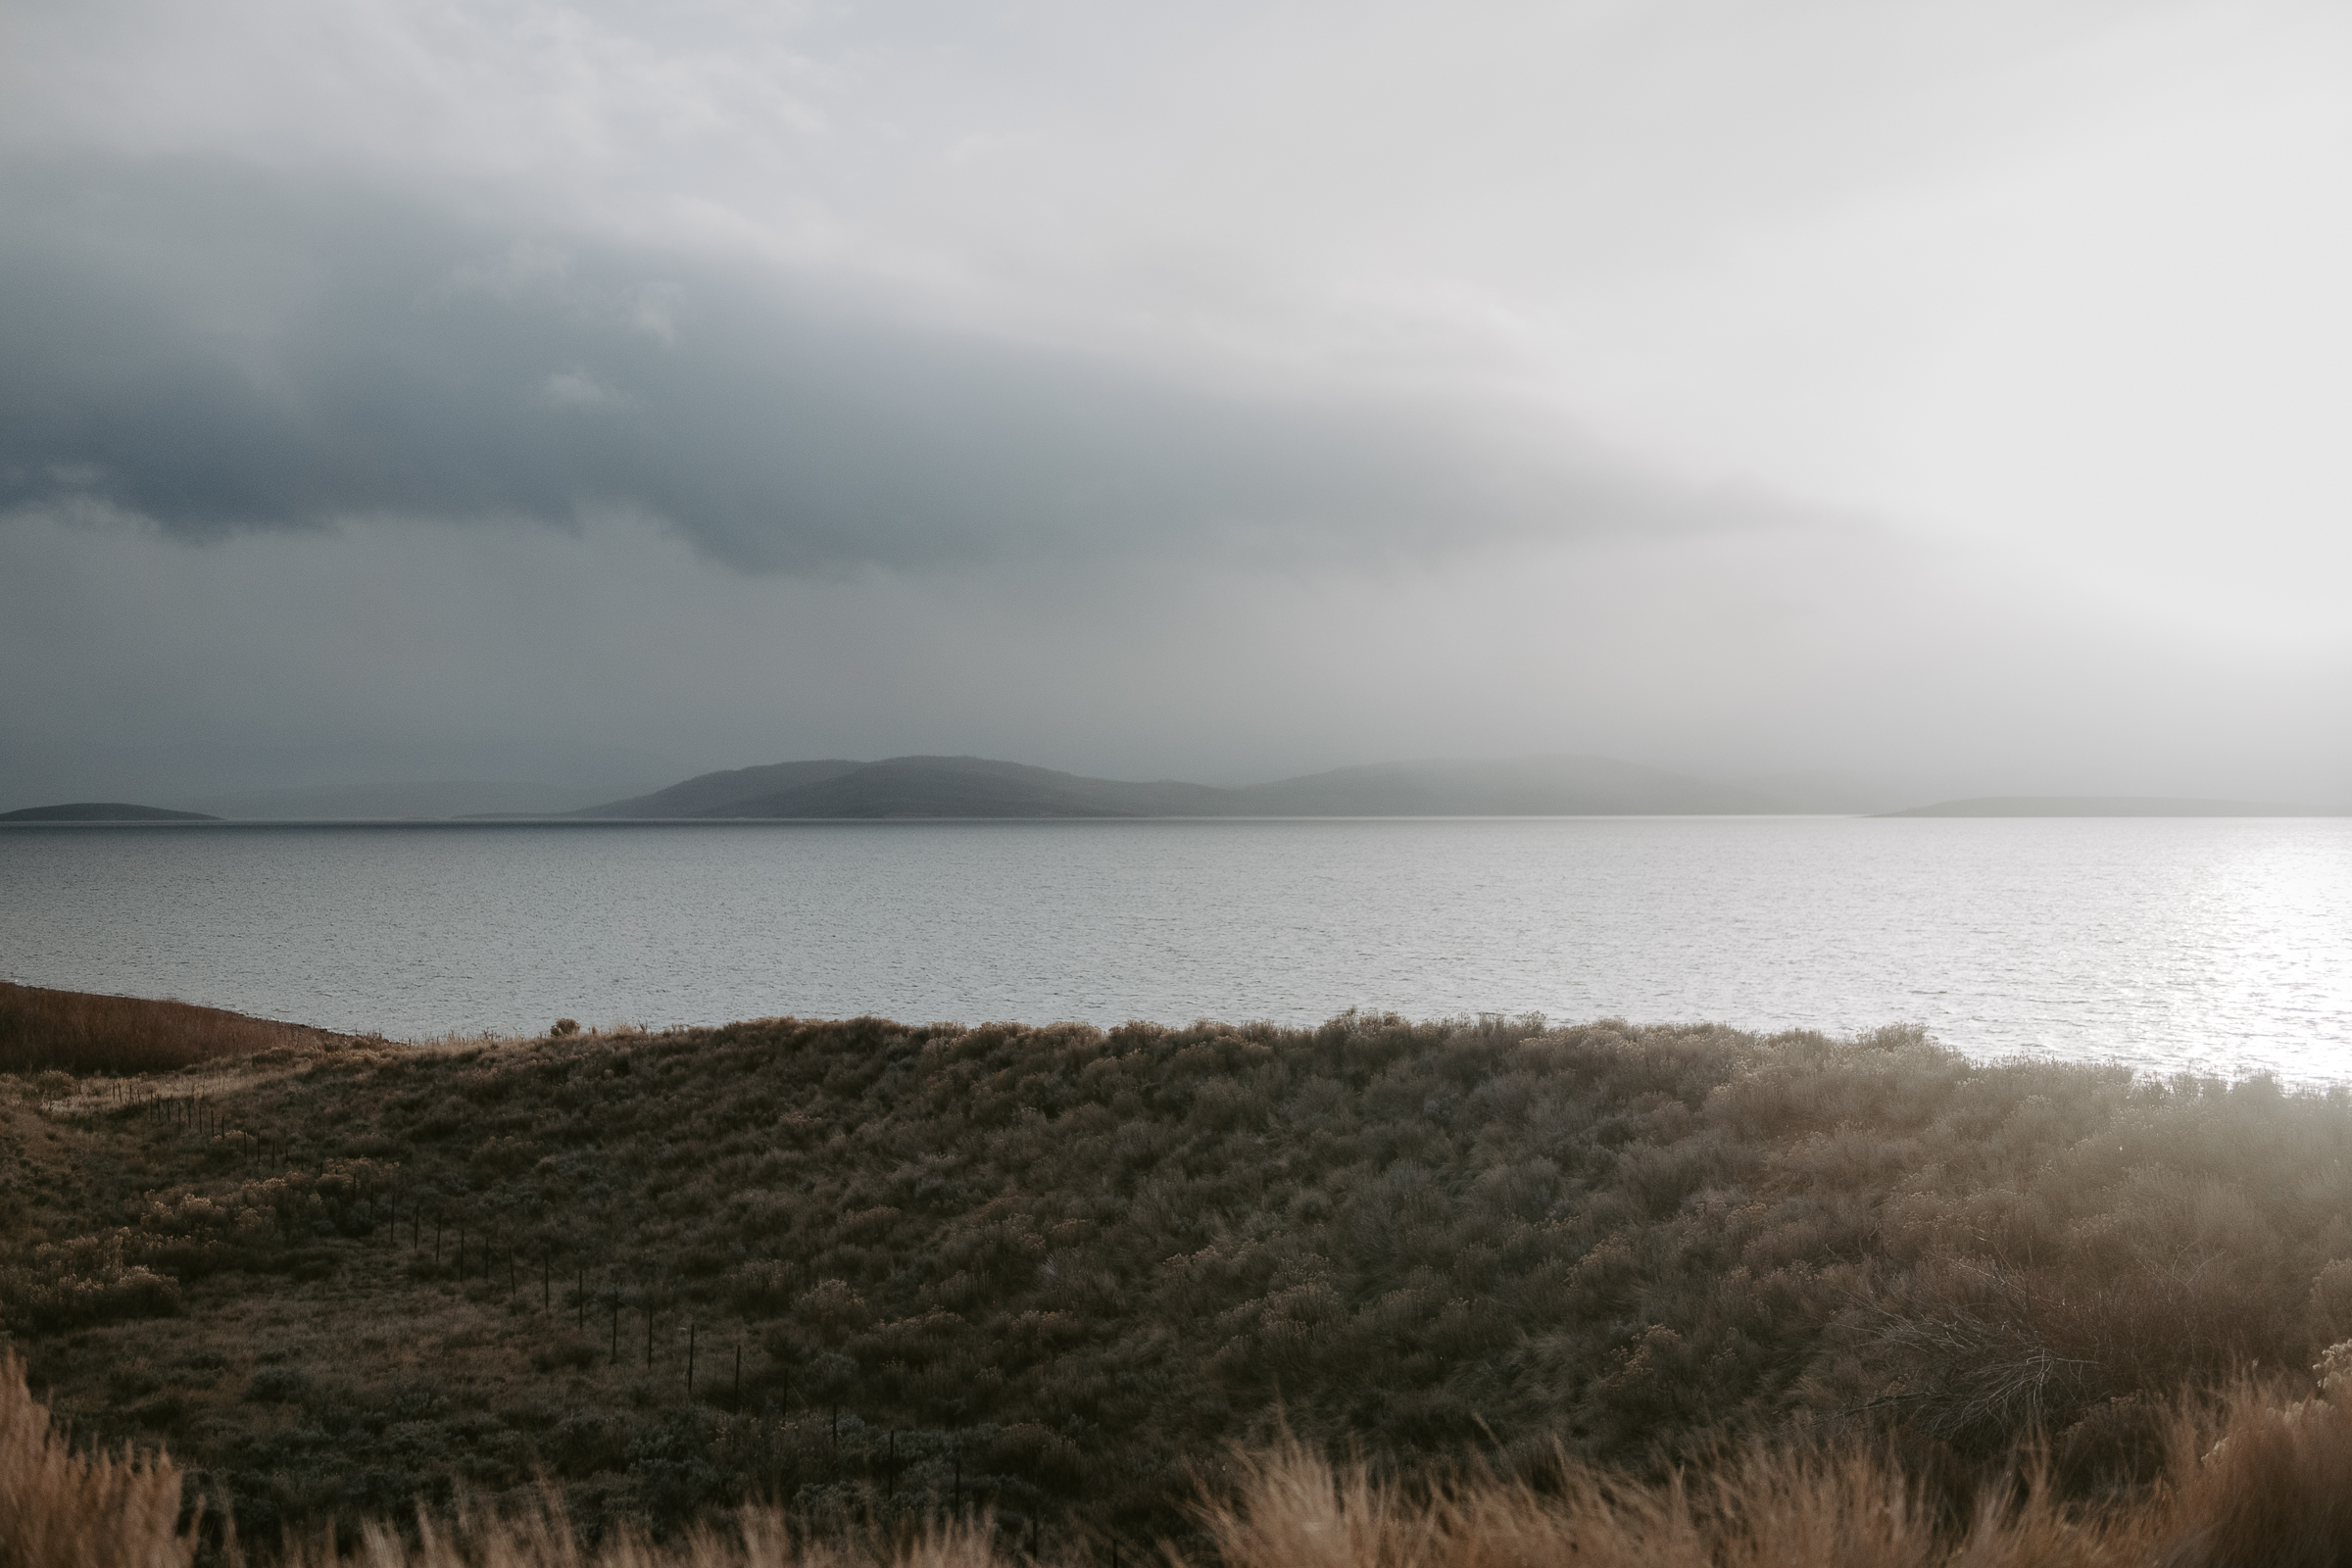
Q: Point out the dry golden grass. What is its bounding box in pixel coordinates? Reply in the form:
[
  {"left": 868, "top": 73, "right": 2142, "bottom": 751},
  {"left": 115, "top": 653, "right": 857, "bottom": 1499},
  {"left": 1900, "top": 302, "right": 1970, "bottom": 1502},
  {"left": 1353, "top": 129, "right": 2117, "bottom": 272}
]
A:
[
  {"left": 2150, "top": 1384, "right": 2352, "bottom": 1568},
  {"left": 0, "top": 982, "right": 310, "bottom": 1076},
  {"left": 1181, "top": 1383, "right": 2352, "bottom": 1568},
  {"left": 15, "top": 1335, "right": 2352, "bottom": 1568},
  {"left": 0, "top": 1349, "right": 194, "bottom": 1567},
  {"left": 264, "top": 1506, "right": 1011, "bottom": 1568}
]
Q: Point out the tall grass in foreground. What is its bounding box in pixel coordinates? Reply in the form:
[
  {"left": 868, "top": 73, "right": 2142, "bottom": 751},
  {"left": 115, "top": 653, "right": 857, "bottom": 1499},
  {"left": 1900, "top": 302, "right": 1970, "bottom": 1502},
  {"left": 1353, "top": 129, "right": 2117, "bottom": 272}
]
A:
[
  {"left": 13, "top": 1349, "right": 2352, "bottom": 1567},
  {"left": 1188, "top": 1395, "right": 2352, "bottom": 1568},
  {"left": 0, "top": 1351, "right": 192, "bottom": 1567},
  {"left": 0, "top": 982, "right": 304, "bottom": 1075}
]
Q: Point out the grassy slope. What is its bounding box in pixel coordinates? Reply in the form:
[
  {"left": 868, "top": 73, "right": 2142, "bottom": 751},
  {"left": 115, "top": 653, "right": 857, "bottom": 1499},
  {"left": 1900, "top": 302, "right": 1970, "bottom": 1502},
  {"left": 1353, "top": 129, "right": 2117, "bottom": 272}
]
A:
[{"left": 4, "top": 1002, "right": 2352, "bottom": 1553}]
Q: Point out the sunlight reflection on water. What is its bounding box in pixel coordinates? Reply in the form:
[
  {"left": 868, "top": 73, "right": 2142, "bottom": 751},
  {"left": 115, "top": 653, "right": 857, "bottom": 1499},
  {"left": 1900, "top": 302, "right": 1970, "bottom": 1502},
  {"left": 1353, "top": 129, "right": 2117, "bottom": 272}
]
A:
[{"left": 2, "top": 816, "right": 2345, "bottom": 1082}]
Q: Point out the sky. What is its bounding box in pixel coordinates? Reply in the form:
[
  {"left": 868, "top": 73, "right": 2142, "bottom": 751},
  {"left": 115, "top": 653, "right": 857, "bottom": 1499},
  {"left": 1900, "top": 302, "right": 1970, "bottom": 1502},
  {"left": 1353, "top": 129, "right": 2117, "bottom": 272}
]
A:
[{"left": 3, "top": 0, "right": 2348, "bottom": 808}]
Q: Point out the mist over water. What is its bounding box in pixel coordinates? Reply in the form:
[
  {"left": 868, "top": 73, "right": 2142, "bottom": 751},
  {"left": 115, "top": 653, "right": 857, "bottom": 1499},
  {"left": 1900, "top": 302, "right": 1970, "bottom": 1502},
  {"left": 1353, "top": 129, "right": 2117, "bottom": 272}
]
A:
[{"left": 2, "top": 817, "right": 2345, "bottom": 1082}]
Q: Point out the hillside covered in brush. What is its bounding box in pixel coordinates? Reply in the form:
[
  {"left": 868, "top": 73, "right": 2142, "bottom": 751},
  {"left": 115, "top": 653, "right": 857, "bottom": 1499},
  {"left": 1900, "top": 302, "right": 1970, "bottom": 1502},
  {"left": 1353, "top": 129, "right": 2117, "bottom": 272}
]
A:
[{"left": 5, "top": 995, "right": 2352, "bottom": 1552}]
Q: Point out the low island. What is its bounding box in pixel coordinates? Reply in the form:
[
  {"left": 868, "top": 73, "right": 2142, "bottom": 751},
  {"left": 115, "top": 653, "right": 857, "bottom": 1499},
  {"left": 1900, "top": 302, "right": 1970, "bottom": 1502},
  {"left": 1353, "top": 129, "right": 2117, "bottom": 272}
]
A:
[{"left": 0, "top": 802, "right": 219, "bottom": 822}]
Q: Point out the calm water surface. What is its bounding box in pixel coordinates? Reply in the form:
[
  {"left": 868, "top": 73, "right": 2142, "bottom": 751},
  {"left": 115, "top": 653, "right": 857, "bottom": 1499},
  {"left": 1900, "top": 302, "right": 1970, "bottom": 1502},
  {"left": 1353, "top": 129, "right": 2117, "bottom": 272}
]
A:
[{"left": 2, "top": 817, "right": 2346, "bottom": 1081}]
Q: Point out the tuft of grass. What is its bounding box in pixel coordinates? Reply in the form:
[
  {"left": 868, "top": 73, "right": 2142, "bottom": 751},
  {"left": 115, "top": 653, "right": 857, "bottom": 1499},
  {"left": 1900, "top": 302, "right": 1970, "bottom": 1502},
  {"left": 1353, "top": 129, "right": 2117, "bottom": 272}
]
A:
[
  {"left": 2154, "top": 1381, "right": 2352, "bottom": 1568},
  {"left": 0, "top": 1348, "right": 194, "bottom": 1567}
]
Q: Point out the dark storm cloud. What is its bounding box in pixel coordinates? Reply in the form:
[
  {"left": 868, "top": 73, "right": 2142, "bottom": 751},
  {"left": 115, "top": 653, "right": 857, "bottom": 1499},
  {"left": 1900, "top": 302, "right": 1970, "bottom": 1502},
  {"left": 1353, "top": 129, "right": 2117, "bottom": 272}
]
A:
[{"left": 0, "top": 157, "right": 1734, "bottom": 574}]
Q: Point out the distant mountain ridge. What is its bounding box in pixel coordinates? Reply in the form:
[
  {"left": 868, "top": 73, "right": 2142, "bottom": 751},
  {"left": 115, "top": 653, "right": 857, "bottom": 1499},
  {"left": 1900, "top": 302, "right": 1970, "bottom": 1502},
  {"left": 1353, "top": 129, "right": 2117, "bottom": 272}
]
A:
[
  {"left": 1881, "top": 795, "right": 2342, "bottom": 818},
  {"left": 572, "top": 760, "right": 868, "bottom": 818},
  {"left": 571, "top": 753, "right": 1796, "bottom": 819},
  {"left": 17, "top": 770, "right": 2330, "bottom": 824}
]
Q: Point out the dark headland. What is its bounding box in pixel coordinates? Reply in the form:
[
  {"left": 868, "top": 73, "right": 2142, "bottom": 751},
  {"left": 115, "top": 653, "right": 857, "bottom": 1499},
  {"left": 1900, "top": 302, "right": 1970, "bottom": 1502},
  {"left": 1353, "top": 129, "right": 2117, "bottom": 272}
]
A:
[
  {"left": 571, "top": 753, "right": 1803, "bottom": 819},
  {"left": 0, "top": 801, "right": 218, "bottom": 822}
]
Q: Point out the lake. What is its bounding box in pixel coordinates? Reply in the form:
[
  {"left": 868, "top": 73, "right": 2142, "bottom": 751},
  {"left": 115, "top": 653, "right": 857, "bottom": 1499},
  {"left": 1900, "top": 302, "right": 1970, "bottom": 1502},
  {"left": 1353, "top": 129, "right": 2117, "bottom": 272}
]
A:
[{"left": 2, "top": 816, "right": 2347, "bottom": 1082}]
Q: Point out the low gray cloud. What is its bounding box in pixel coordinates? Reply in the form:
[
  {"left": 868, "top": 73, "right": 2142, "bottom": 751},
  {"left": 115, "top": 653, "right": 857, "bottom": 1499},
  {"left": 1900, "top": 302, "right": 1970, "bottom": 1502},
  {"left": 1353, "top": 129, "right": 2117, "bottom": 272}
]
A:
[
  {"left": 0, "top": 156, "right": 1756, "bottom": 575},
  {"left": 7, "top": 3, "right": 2342, "bottom": 815}
]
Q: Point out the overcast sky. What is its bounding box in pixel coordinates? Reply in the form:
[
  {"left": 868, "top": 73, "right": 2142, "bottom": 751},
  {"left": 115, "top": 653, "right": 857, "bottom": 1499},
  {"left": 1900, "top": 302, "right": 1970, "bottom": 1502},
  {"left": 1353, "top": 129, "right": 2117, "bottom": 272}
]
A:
[{"left": 3, "top": 0, "right": 2347, "bottom": 807}]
